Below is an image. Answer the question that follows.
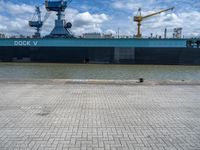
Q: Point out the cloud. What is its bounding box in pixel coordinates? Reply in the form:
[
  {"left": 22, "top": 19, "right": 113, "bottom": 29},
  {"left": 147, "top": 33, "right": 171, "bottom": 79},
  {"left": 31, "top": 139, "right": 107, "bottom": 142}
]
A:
[
  {"left": 71, "top": 12, "right": 109, "bottom": 35},
  {"left": 73, "top": 12, "right": 108, "bottom": 27},
  {"left": 105, "top": 29, "right": 116, "bottom": 35},
  {"left": 0, "top": 0, "right": 34, "bottom": 14},
  {"left": 0, "top": 1, "right": 110, "bottom": 36},
  {"left": 112, "top": 2, "right": 139, "bottom": 11},
  {"left": 1, "top": 0, "right": 200, "bottom": 38}
]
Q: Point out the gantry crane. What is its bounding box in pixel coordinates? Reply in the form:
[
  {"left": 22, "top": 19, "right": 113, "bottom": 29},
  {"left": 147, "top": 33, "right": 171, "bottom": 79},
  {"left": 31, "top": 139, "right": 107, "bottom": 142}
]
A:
[
  {"left": 45, "top": 0, "right": 73, "bottom": 38},
  {"left": 134, "top": 7, "right": 174, "bottom": 38}
]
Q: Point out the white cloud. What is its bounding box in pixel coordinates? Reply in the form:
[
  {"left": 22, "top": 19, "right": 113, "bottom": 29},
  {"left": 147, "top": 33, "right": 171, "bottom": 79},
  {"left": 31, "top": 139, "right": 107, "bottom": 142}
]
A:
[
  {"left": 105, "top": 29, "right": 116, "bottom": 35},
  {"left": 73, "top": 12, "right": 108, "bottom": 27},
  {"left": 0, "top": 1, "right": 110, "bottom": 37}
]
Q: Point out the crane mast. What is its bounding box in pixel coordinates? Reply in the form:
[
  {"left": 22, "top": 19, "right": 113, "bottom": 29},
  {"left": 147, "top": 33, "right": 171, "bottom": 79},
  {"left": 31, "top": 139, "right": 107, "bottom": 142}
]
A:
[{"left": 134, "top": 7, "right": 174, "bottom": 38}]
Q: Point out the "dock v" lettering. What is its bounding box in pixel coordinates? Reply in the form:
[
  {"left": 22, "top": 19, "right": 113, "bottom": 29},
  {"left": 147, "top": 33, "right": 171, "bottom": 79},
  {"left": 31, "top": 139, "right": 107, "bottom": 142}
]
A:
[{"left": 33, "top": 41, "right": 38, "bottom": 46}]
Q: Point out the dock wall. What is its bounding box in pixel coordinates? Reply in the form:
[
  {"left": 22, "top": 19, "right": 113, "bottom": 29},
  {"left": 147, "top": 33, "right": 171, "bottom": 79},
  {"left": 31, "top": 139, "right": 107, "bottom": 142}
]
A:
[{"left": 0, "top": 46, "right": 200, "bottom": 65}]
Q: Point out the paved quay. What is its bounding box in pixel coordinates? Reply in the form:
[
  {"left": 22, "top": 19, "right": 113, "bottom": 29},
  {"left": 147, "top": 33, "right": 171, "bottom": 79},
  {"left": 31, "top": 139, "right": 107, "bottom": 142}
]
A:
[{"left": 0, "top": 79, "right": 200, "bottom": 150}]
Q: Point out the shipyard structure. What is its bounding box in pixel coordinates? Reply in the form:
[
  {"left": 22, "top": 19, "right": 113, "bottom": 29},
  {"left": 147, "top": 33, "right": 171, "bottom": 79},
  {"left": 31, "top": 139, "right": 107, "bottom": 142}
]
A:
[{"left": 0, "top": 0, "right": 200, "bottom": 65}]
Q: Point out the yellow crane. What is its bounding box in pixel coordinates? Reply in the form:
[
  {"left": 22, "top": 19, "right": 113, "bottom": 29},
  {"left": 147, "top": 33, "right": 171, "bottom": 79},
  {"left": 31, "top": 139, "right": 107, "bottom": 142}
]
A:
[{"left": 134, "top": 7, "right": 174, "bottom": 38}]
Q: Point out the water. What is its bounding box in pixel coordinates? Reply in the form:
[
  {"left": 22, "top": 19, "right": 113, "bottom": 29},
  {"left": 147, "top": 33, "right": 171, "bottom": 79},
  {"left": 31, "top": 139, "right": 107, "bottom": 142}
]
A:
[{"left": 0, "top": 63, "right": 200, "bottom": 80}]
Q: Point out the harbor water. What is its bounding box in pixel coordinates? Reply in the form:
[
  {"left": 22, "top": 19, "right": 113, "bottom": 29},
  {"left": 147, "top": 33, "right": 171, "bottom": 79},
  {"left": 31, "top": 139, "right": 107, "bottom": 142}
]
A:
[{"left": 0, "top": 63, "right": 200, "bottom": 80}]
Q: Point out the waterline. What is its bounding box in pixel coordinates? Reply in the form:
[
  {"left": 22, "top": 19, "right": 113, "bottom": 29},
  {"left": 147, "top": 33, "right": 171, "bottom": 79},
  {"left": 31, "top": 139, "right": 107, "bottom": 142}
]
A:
[{"left": 0, "top": 63, "right": 200, "bottom": 80}]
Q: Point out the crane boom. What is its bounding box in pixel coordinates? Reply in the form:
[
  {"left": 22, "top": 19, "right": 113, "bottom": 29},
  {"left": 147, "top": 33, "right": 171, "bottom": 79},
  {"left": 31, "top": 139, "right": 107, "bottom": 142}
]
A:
[
  {"left": 67, "top": 0, "right": 72, "bottom": 5},
  {"left": 134, "top": 7, "right": 174, "bottom": 38},
  {"left": 143, "top": 7, "right": 174, "bottom": 19}
]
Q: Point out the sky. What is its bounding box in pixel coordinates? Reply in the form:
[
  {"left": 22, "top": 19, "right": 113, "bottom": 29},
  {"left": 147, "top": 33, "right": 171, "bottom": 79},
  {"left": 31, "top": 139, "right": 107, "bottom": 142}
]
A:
[{"left": 0, "top": 0, "right": 200, "bottom": 38}]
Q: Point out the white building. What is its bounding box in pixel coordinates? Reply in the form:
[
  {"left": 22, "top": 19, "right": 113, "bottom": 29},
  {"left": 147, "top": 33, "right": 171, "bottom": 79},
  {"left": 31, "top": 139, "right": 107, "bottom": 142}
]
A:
[
  {"left": 0, "top": 33, "right": 6, "bottom": 38},
  {"left": 83, "top": 33, "right": 101, "bottom": 39}
]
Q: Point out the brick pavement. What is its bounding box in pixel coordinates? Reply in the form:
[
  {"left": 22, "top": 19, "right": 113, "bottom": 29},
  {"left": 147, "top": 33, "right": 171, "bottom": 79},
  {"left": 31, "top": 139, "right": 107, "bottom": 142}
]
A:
[{"left": 0, "top": 81, "right": 200, "bottom": 150}]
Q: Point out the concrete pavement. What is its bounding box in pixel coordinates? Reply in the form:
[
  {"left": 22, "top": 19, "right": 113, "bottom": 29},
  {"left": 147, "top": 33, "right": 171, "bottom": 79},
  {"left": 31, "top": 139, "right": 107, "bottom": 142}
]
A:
[{"left": 0, "top": 80, "right": 200, "bottom": 150}]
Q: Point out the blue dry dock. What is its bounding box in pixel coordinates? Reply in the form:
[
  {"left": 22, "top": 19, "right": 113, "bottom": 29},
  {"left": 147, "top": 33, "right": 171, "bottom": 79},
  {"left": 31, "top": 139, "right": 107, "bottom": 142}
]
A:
[{"left": 1, "top": 38, "right": 200, "bottom": 65}]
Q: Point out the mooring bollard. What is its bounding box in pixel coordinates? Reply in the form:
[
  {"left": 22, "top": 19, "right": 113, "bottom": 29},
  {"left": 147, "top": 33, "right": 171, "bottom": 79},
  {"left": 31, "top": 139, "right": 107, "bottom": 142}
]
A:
[{"left": 139, "top": 78, "right": 144, "bottom": 83}]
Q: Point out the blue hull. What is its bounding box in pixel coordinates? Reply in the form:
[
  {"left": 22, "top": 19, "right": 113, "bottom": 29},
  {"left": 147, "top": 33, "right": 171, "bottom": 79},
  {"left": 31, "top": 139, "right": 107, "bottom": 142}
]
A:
[{"left": 0, "top": 38, "right": 200, "bottom": 65}]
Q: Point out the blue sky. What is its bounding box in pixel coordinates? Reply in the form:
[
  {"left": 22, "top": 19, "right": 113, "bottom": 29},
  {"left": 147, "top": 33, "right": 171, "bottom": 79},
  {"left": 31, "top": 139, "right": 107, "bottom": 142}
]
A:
[{"left": 1, "top": 0, "right": 200, "bottom": 38}]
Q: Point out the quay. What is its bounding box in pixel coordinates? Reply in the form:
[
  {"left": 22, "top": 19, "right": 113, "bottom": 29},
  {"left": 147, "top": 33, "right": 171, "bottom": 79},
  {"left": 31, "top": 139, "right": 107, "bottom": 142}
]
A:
[{"left": 0, "top": 79, "right": 200, "bottom": 150}]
